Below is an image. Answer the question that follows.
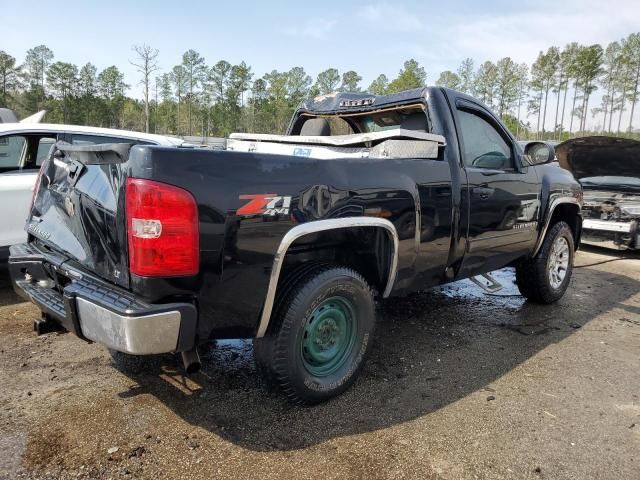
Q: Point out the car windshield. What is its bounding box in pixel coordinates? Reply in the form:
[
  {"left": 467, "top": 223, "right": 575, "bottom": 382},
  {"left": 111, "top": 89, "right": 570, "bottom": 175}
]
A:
[
  {"left": 340, "top": 107, "right": 427, "bottom": 133},
  {"left": 357, "top": 114, "right": 406, "bottom": 132},
  {"left": 581, "top": 176, "right": 640, "bottom": 191}
]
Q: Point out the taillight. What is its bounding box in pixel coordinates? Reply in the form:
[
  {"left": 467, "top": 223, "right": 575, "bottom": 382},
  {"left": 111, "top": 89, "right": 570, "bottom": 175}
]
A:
[{"left": 126, "top": 178, "right": 199, "bottom": 277}]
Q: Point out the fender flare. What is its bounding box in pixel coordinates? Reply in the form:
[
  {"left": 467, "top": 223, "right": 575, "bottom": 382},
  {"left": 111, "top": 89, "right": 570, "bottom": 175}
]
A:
[
  {"left": 255, "top": 217, "right": 399, "bottom": 338},
  {"left": 532, "top": 197, "right": 581, "bottom": 257}
]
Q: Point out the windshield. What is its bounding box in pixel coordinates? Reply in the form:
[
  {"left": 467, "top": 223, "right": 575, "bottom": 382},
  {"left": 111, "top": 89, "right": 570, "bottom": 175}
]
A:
[
  {"left": 581, "top": 176, "right": 640, "bottom": 191},
  {"left": 306, "top": 106, "right": 427, "bottom": 134},
  {"left": 350, "top": 108, "right": 428, "bottom": 133},
  {"left": 296, "top": 105, "right": 428, "bottom": 136},
  {"left": 357, "top": 113, "right": 405, "bottom": 132}
]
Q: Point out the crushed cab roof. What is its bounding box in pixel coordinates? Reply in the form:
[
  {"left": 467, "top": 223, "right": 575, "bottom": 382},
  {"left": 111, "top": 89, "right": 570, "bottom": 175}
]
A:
[{"left": 297, "top": 88, "right": 429, "bottom": 114}]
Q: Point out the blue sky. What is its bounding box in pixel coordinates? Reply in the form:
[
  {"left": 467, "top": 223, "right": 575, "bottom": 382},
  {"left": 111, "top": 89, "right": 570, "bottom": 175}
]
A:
[{"left": 2, "top": 0, "right": 640, "bottom": 127}]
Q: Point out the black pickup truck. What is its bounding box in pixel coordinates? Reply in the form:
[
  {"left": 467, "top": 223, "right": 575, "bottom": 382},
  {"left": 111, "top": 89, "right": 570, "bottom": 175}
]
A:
[{"left": 10, "top": 87, "right": 582, "bottom": 404}]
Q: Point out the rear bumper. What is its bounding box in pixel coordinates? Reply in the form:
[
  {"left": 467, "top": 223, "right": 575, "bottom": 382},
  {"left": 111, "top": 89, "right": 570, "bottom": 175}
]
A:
[
  {"left": 581, "top": 219, "right": 638, "bottom": 250},
  {"left": 9, "top": 243, "right": 197, "bottom": 355}
]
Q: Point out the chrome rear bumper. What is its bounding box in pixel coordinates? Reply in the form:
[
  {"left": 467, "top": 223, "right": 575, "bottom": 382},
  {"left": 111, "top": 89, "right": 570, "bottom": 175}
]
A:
[
  {"left": 76, "top": 298, "right": 183, "bottom": 354},
  {"left": 9, "top": 243, "right": 197, "bottom": 355}
]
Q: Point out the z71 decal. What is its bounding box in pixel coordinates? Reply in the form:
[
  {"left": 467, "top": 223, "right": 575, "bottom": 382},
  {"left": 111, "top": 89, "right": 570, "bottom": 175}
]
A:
[{"left": 237, "top": 194, "right": 292, "bottom": 217}]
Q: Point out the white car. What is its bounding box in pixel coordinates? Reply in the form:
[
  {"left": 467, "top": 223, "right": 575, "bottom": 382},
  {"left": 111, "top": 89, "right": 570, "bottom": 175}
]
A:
[{"left": 0, "top": 121, "right": 184, "bottom": 261}]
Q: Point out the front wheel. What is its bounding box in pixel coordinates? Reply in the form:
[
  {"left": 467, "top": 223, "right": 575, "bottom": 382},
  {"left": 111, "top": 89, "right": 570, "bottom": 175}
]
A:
[
  {"left": 516, "top": 221, "right": 575, "bottom": 303},
  {"left": 254, "top": 266, "right": 376, "bottom": 405}
]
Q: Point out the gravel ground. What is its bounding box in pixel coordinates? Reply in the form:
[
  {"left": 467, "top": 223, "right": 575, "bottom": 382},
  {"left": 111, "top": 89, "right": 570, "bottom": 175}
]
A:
[{"left": 0, "top": 246, "right": 638, "bottom": 480}]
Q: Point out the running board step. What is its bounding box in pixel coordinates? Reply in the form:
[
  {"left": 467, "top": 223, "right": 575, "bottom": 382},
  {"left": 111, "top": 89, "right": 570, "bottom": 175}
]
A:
[{"left": 469, "top": 273, "right": 504, "bottom": 293}]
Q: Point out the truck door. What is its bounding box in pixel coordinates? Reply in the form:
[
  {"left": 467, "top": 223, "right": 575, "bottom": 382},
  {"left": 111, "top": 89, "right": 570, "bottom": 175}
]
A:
[{"left": 454, "top": 100, "right": 540, "bottom": 277}]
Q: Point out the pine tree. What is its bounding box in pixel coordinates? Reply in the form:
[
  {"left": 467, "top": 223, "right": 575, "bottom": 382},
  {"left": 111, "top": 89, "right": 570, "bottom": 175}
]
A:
[
  {"left": 435, "top": 71, "right": 461, "bottom": 90},
  {"left": 387, "top": 59, "right": 427, "bottom": 93}
]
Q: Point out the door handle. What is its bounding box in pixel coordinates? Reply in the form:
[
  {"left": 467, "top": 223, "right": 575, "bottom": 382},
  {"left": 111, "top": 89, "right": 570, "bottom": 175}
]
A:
[{"left": 473, "top": 184, "right": 494, "bottom": 199}]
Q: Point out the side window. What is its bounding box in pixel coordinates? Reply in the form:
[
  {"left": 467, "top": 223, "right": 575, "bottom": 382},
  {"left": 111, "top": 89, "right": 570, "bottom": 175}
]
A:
[
  {"left": 70, "top": 134, "right": 151, "bottom": 146},
  {"left": 457, "top": 109, "right": 513, "bottom": 170},
  {"left": 35, "top": 137, "right": 57, "bottom": 166},
  {"left": 0, "top": 135, "right": 27, "bottom": 172}
]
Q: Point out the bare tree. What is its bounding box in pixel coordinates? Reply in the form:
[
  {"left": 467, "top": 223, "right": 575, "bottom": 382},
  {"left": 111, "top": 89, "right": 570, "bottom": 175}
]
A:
[
  {"left": 130, "top": 44, "right": 159, "bottom": 133},
  {"left": 558, "top": 43, "right": 580, "bottom": 139},
  {"left": 457, "top": 58, "right": 475, "bottom": 95},
  {"left": 624, "top": 33, "right": 640, "bottom": 132},
  {"left": 576, "top": 45, "right": 603, "bottom": 133},
  {"left": 181, "top": 49, "right": 207, "bottom": 135},
  {"left": 515, "top": 63, "right": 529, "bottom": 138}
]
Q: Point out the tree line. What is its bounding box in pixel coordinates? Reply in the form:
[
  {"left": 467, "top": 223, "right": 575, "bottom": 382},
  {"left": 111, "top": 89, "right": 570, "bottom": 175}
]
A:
[
  {"left": 436, "top": 33, "right": 640, "bottom": 140},
  {"left": 0, "top": 33, "right": 638, "bottom": 140}
]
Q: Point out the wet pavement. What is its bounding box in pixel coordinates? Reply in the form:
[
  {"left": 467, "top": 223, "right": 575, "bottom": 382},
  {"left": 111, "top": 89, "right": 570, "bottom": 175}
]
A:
[{"left": 0, "top": 246, "right": 638, "bottom": 479}]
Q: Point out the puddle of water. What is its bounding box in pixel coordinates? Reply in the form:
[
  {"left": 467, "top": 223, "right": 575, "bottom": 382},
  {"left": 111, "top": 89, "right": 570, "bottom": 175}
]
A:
[
  {"left": 215, "top": 339, "right": 251, "bottom": 349},
  {"left": 441, "top": 268, "right": 520, "bottom": 300},
  {"left": 200, "top": 339, "right": 255, "bottom": 372},
  {"left": 202, "top": 270, "right": 528, "bottom": 368}
]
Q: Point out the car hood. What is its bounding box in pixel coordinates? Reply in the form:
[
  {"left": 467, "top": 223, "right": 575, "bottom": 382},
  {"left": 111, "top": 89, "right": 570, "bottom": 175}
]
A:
[{"left": 556, "top": 136, "right": 640, "bottom": 180}]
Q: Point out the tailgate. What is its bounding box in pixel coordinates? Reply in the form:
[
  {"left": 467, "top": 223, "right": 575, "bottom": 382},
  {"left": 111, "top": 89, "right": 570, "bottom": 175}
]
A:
[{"left": 27, "top": 143, "right": 132, "bottom": 288}]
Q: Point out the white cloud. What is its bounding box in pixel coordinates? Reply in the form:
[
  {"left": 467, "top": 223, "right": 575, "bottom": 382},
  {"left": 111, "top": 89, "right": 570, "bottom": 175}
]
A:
[
  {"left": 362, "top": 0, "right": 640, "bottom": 130},
  {"left": 363, "top": 2, "right": 423, "bottom": 33},
  {"left": 446, "top": 0, "right": 640, "bottom": 65},
  {"left": 282, "top": 19, "right": 336, "bottom": 39}
]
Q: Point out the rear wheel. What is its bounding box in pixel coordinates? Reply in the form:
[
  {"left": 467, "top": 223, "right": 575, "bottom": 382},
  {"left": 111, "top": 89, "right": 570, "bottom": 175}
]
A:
[
  {"left": 516, "top": 221, "right": 575, "bottom": 303},
  {"left": 254, "top": 265, "right": 376, "bottom": 405}
]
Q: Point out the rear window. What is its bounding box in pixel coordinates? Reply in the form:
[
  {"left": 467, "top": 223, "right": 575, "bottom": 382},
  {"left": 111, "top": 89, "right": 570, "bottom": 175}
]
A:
[
  {"left": 340, "top": 108, "right": 428, "bottom": 134},
  {"left": 356, "top": 112, "right": 406, "bottom": 132}
]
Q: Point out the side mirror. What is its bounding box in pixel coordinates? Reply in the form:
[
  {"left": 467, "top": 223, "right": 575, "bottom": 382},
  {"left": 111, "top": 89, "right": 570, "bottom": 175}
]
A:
[{"left": 524, "top": 141, "right": 555, "bottom": 165}]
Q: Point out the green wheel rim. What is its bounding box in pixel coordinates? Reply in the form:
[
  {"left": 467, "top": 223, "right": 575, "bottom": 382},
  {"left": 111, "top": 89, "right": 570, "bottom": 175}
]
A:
[{"left": 301, "top": 296, "right": 357, "bottom": 377}]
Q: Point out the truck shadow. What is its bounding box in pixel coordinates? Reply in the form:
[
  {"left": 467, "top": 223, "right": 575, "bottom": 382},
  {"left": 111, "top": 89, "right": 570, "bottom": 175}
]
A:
[
  {"left": 0, "top": 266, "right": 23, "bottom": 307},
  {"left": 116, "top": 266, "right": 639, "bottom": 452},
  {"left": 577, "top": 244, "right": 640, "bottom": 263}
]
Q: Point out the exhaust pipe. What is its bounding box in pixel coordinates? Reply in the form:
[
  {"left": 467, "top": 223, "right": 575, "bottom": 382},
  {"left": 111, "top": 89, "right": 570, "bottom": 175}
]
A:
[{"left": 181, "top": 349, "right": 201, "bottom": 374}]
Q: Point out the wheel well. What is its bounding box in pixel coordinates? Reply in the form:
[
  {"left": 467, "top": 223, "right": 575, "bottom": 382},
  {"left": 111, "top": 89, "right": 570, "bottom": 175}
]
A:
[
  {"left": 280, "top": 226, "right": 395, "bottom": 297},
  {"left": 549, "top": 203, "right": 581, "bottom": 247}
]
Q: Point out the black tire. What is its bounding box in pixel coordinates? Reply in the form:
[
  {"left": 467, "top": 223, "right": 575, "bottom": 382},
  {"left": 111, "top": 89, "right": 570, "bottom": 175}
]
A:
[
  {"left": 516, "top": 221, "right": 575, "bottom": 303},
  {"left": 253, "top": 265, "right": 376, "bottom": 405},
  {"left": 108, "top": 349, "right": 167, "bottom": 375}
]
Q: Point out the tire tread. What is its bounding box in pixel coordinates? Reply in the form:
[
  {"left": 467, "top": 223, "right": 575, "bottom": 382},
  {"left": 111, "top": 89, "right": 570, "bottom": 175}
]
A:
[
  {"left": 254, "top": 263, "right": 374, "bottom": 405},
  {"left": 516, "top": 221, "right": 574, "bottom": 304}
]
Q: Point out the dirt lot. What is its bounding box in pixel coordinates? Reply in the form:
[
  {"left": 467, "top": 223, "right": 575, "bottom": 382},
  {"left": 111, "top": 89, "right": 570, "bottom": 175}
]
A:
[{"left": 0, "top": 246, "right": 638, "bottom": 480}]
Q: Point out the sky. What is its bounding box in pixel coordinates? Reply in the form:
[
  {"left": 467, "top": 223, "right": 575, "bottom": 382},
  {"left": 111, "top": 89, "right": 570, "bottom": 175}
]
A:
[{"left": 2, "top": 0, "right": 640, "bottom": 129}]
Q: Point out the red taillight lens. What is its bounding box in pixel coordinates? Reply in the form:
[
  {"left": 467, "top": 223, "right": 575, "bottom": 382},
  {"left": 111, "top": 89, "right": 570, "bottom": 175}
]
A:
[{"left": 126, "top": 178, "right": 199, "bottom": 277}]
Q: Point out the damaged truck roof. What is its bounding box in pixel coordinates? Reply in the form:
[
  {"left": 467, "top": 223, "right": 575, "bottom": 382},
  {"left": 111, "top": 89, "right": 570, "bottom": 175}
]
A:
[{"left": 296, "top": 88, "right": 428, "bottom": 114}]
